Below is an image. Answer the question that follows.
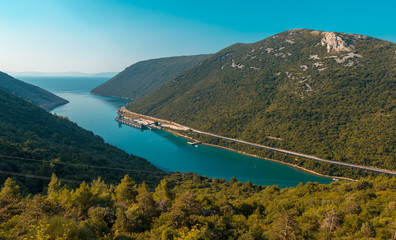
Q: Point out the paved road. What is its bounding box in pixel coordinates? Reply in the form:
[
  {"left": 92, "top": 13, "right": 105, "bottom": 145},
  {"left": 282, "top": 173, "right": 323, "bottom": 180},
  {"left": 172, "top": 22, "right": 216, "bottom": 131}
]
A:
[
  {"left": 120, "top": 108, "right": 396, "bottom": 176},
  {"left": 189, "top": 128, "right": 396, "bottom": 176}
]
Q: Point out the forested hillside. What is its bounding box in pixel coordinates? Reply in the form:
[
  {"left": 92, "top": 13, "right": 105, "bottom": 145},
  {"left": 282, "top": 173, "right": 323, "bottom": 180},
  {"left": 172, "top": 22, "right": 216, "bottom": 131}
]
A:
[
  {"left": 91, "top": 54, "right": 210, "bottom": 99},
  {"left": 0, "top": 88, "right": 163, "bottom": 193},
  {"left": 0, "top": 173, "right": 394, "bottom": 239},
  {"left": 126, "top": 29, "right": 396, "bottom": 174},
  {"left": 0, "top": 71, "right": 68, "bottom": 110}
]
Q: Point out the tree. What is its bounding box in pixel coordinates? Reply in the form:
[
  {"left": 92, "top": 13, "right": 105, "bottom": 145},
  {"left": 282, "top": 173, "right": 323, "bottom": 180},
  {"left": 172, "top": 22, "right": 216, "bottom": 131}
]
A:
[
  {"left": 0, "top": 178, "right": 21, "bottom": 200},
  {"left": 0, "top": 178, "right": 23, "bottom": 223},
  {"left": 154, "top": 179, "right": 174, "bottom": 211},
  {"left": 47, "top": 173, "right": 61, "bottom": 201},
  {"left": 90, "top": 177, "right": 112, "bottom": 206},
  {"left": 320, "top": 208, "right": 340, "bottom": 240},
  {"left": 268, "top": 209, "right": 299, "bottom": 240},
  {"left": 69, "top": 182, "right": 97, "bottom": 219},
  {"left": 137, "top": 182, "right": 159, "bottom": 223},
  {"left": 228, "top": 176, "right": 238, "bottom": 184},
  {"left": 171, "top": 192, "right": 201, "bottom": 228},
  {"left": 360, "top": 222, "right": 374, "bottom": 239},
  {"left": 87, "top": 206, "right": 116, "bottom": 235},
  {"left": 114, "top": 175, "right": 138, "bottom": 208}
]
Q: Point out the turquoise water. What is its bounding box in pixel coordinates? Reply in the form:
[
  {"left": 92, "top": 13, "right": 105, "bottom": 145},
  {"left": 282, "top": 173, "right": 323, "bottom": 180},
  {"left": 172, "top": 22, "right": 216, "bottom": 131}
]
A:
[{"left": 21, "top": 76, "right": 333, "bottom": 188}]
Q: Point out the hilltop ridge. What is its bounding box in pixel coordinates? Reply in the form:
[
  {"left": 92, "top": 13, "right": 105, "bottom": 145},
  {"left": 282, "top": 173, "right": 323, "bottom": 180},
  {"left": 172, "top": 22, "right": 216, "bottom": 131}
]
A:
[
  {"left": 91, "top": 54, "right": 211, "bottom": 99},
  {"left": 126, "top": 29, "right": 395, "bottom": 177}
]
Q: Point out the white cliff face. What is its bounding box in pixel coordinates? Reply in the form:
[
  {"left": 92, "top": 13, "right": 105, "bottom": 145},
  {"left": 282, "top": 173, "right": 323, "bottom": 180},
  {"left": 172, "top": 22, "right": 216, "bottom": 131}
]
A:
[{"left": 321, "top": 32, "right": 354, "bottom": 52}]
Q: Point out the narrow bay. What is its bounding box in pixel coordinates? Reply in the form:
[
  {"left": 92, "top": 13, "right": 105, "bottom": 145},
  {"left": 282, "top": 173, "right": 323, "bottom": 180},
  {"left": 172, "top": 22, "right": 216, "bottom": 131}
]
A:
[{"left": 21, "top": 76, "right": 333, "bottom": 188}]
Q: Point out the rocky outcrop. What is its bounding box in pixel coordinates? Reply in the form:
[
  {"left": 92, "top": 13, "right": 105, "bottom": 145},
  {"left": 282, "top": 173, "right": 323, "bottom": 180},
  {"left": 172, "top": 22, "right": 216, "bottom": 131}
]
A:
[{"left": 320, "top": 32, "right": 353, "bottom": 52}]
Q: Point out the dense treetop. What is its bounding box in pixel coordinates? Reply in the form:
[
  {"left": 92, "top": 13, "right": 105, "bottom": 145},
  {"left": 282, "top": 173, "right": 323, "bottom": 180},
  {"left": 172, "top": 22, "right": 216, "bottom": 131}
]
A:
[
  {"left": 91, "top": 54, "right": 211, "bottom": 99},
  {"left": 0, "top": 71, "right": 68, "bottom": 110},
  {"left": 0, "top": 173, "right": 394, "bottom": 239},
  {"left": 126, "top": 29, "right": 396, "bottom": 173}
]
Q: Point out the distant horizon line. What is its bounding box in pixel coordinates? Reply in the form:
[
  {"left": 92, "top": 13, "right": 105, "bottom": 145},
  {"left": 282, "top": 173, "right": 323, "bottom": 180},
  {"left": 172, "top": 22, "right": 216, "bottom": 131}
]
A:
[{"left": 6, "top": 71, "right": 118, "bottom": 78}]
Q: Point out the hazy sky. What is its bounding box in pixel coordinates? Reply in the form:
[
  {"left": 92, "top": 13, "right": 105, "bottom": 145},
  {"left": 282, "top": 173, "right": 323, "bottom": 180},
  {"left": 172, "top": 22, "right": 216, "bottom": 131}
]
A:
[{"left": 1, "top": 0, "right": 395, "bottom": 73}]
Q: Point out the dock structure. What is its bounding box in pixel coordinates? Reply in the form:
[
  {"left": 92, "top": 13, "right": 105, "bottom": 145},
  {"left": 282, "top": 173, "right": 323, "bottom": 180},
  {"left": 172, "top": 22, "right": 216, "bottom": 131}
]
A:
[
  {"left": 118, "top": 107, "right": 190, "bottom": 131},
  {"left": 115, "top": 116, "right": 145, "bottom": 129},
  {"left": 147, "top": 124, "right": 162, "bottom": 130},
  {"left": 115, "top": 114, "right": 162, "bottom": 130},
  {"left": 187, "top": 141, "right": 201, "bottom": 146}
]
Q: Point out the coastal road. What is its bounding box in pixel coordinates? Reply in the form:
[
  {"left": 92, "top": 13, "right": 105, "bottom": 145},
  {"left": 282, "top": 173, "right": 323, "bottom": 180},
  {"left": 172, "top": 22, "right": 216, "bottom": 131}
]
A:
[
  {"left": 119, "top": 108, "right": 396, "bottom": 176},
  {"left": 188, "top": 128, "right": 396, "bottom": 176}
]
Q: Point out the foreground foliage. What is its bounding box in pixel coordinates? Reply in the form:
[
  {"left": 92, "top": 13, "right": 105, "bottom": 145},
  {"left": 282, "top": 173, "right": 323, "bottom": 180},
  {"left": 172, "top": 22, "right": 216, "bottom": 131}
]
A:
[{"left": 0, "top": 174, "right": 394, "bottom": 239}]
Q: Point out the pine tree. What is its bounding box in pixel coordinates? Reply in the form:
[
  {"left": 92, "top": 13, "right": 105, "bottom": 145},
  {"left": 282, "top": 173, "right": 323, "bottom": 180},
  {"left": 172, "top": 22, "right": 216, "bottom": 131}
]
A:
[
  {"left": 153, "top": 179, "right": 174, "bottom": 211},
  {"left": 0, "top": 178, "right": 21, "bottom": 200},
  {"left": 47, "top": 173, "right": 61, "bottom": 201},
  {"left": 114, "top": 175, "right": 138, "bottom": 208},
  {"left": 137, "top": 182, "right": 159, "bottom": 222},
  {"left": 171, "top": 192, "right": 201, "bottom": 228}
]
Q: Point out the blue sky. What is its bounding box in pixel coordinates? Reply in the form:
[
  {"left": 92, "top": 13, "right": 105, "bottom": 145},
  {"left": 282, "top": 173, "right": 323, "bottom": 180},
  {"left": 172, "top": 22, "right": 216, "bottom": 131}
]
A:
[{"left": 1, "top": 0, "right": 395, "bottom": 73}]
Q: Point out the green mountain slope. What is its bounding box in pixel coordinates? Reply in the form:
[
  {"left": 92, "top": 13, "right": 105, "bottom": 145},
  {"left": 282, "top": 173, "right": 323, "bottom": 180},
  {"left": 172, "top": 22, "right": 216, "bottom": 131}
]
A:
[
  {"left": 91, "top": 54, "right": 211, "bottom": 99},
  {"left": 0, "top": 71, "right": 68, "bottom": 110},
  {"left": 0, "top": 87, "right": 163, "bottom": 193},
  {"left": 126, "top": 29, "right": 395, "bottom": 172}
]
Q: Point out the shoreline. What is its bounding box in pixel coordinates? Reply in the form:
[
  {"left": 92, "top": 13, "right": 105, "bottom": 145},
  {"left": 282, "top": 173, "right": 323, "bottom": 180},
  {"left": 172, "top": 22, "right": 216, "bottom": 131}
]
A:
[
  {"left": 118, "top": 108, "right": 367, "bottom": 181},
  {"left": 164, "top": 129, "right": 355, "bottom": 182},
  {"left": 90, "top": 91, "right": 135, "bottom": 100}
]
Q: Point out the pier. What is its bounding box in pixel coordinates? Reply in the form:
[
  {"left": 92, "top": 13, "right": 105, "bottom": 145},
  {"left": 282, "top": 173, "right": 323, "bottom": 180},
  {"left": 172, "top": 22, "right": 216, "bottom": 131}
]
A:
[
  {"left": 115, "top": 114, "right": 162, "bottom": 130},
  {"left": 115, "top": 116, "right": 145, "bottom": 129}
]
